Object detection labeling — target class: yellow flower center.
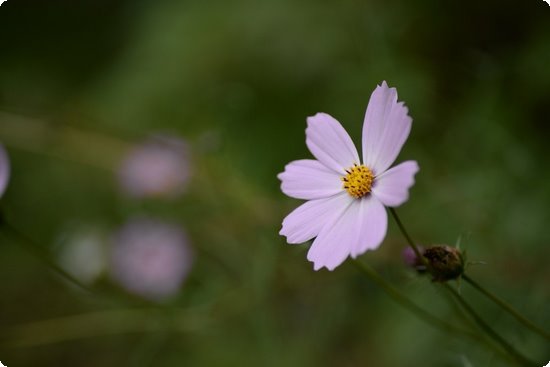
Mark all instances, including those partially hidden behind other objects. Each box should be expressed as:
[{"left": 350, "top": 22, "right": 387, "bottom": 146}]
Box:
[{"left": 342, "top": 164, "right": 374, "bottom": 198}]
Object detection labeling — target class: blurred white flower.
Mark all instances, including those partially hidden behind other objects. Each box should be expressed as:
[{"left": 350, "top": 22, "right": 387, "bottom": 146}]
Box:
[
  {"left": 57, "top": 227, "right": 107, "bottom": 285},
  {"left": 0, "top": 144, "right": 10, "bottom": 198},
  {"left": 110, "top": 217, "right": 193, "bottom": 301},
  {"left": 117, "top": 135, "right": 191, "bottom": 199}
]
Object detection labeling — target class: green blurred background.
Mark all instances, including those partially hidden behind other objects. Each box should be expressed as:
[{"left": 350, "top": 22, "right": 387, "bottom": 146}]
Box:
[{"left": 0, "top": 0, "right": 549, "bottom": 366}]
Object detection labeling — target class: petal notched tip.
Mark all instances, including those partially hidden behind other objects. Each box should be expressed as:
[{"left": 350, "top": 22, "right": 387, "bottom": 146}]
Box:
[
  {"left": 310, "top": 258, "right": 336, "bottom": 272},
  {"left": 376, "top": 80, "right": 396, "bottom": 95},
  {"left": 410, "top": 161, "right": 420, "bottom": 174},
  {"left": 312, "top": 261, "right": 323, "bottom": 271},
  {"left": 306, "top": 112, "right": 329, "bottom": 126},
  {"left": 279, "top": 219, "right": 304, "bottom": 244}
]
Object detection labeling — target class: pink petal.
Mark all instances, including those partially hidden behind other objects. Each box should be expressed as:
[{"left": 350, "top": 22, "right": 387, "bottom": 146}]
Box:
[
  {"left": 371, "top": 160, "right": 419, "bottom": 207},
  {"left": 350, "top": 196, "right": 388, "bottom": 258},
  {"left": 280, "top": 192, "right": 353, "bottom": 244},
  {"left": 306, "top": 195, "right": 386, "bottom": 270},
  {"left": 277, "top": 159, "right": 343, "bottom": 200},
  {"left": 306, "top": 113, "right": 360, "bottom": 175},
  {"left": 362, "top": 81, "right": 412, "bottom": 175},
  {"left": 306, "top": 198, "right": 359, "bottom": 271}
]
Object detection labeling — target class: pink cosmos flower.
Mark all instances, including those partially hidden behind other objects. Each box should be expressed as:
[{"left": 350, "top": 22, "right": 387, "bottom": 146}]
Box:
[
  {"left": 110, "top": 217, "right": 193, "bottom": 300},
  {"left": 278, "top": 82, "right": 419, "bottom": 271},
  {"left": 0, "top": 144, "right": 10, "bottom": 198},
  {"left": 117, "top": 135, "right": 191, "bottom": 199}
]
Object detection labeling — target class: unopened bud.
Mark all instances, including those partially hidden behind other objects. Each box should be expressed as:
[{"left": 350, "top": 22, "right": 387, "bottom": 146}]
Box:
[
  {"left": 423, "top": 245, "right": 464, "bottom": 282},
  {"left": 402, "top": 246, "right": 426, "bottom": 273}
]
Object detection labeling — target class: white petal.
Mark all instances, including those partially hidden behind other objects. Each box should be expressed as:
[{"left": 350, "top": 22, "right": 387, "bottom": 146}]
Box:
[
  {"left": 362, "top": 81, "right": 412, "bottom": 175},
  {"left": 280, "top": 192, "right": 353, "bottom": 244},
  {"left": 306, "top": 113, "right": 360, "bottom": 175},
  {"left": 277, "top": 159, "right": 343, "bottom": 200},
  {"left": 372, "top": 161, "right": 419, "bottom": 207},
  {"left": 350, "top": 196, "right": 388, "bottom": 258}
]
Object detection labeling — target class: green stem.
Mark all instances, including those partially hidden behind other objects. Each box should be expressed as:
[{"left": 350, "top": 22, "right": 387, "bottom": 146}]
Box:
[
  {"left": 462, "top": 274, "right": 550, "bottom": 341},
  {"left": 443, "top": 283, "right": 538, "bottom": 367},
  {"left": 0, "top": 111, "right": 131, "bottom": 172},
  {"left": 434, "top": 284, "right": 515, "bottom": 365},
  {"left": 389, "top": 208, "right": 424, "bottom": 260},
  {"left": 0, "top": 214, "right": 93, "bottom": 294},
  {"left": 436, "top": 283, "right": 478, "bottom": 330},
  {"left": 354, "top": 260, "right": 519, "bottom": 365},
  {"left": 2, "top": 308, "right": 209, "bottom": 348},
  {"left": 352, "top": 260, "right": 473, "bottom": 338}
]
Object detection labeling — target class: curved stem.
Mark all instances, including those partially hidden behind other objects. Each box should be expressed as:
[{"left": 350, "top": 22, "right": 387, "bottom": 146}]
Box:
[
  {"left": 389, "top": 208, "right": 423, "bottom": 260},
  {"left": 443, "top": 283, "right": 538, "bottom": 367},
  {"left": 0, "top": 111, "right": 131, "bottom": 172},
  {"left": 353, "top": 260, "right": 473, "bottom": 337},
  {"left": 462, "top": 274, "right": 550, "bottom": 341},
  {"left": 2, "top": 308, "right": 209, "bottom": 348},
  {"left": 434, "top": 284, "right": 515, "bottom": 364},
  {"left": 353, "top": 260, "right": 515, "bottom": 364},
  {"left": 0, "top": 212, "right": 93, "bottom": 293}
]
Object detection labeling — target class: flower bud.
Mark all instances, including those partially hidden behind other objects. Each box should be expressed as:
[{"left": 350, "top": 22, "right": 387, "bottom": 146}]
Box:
[
  {"left": 423, "top": 245, "right": 464, "bottom": 282},
  {"left": 402, "top": 246, "right": 426, "bottom": 273}
]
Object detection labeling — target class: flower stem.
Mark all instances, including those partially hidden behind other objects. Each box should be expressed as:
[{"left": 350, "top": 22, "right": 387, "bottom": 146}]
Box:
[
  {"left": 0, "top": 111, "right": 131, "bottom": 172},
  {"left": 3, "top": 308, "right": 209, "bottom": 348},
  {"left": 388, "top": 208, "right": 423, "bottom": 260},
  {"left": 352, "top": 260, "right": 473, "bottom": 337},
  {"left": 0, "top": 211, "right": 93, "bottom": 294},
  {"left": 442, "top": 283, "right": 539, "bottom": 367},
  {"left": 435, "top": 284, "right": 516, "bottom": 364},
  {"left": 462, "top": 274, "right": 550, "bottom": 341},
  {"left": 353, "top": 260, "right": 515, "bottom": 364}
]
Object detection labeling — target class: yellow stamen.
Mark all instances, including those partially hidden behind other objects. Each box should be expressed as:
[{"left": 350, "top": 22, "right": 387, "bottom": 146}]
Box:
[{"left": 342, "top": 164, "right": 374, "bottom": 198}]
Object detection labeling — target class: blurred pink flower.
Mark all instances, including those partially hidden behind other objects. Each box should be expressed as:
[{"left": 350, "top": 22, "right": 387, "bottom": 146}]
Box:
[
  {"left": 110, "top": 217, "right": 193, "bottom": 300},
  {"left": 118, "top": 135, "right": 191, "bottom": 198},
  {"left": 278, "top": 82, "right": 419, "bottom": 271},
  {"left": 0, "top": 144, "right": 10, "bottom": 198}
]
